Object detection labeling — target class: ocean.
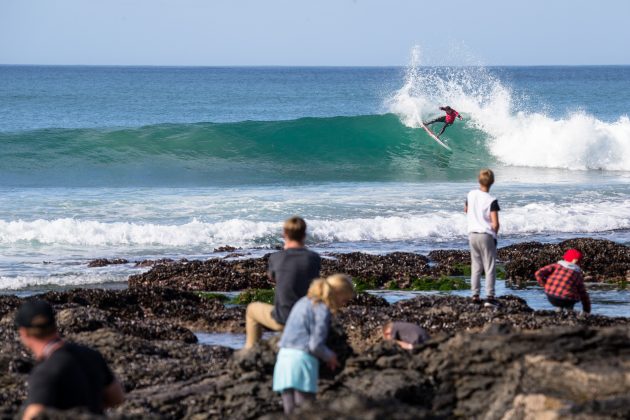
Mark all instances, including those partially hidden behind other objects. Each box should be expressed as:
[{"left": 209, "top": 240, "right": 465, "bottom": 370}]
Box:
[{"left": 0, "top": 60, "right": 629, "bottom": 314}]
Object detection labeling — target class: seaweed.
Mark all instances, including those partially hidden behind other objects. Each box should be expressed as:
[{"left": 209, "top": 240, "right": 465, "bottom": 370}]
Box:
[{"left": 231, "top": 289, "right": 275, "bottom": 305}]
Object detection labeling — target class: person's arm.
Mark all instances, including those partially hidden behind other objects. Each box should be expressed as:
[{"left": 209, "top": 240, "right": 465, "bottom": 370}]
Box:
[
  {"left": 535, "top": 264, "right": 554, "bottom": 286},
  {"left": 22, "top": 368, "right": 55, "bottom": 420},
  {"left": 267, "top": 257, "right": 276, "bottom": 283},
  {"left": 490, "top": 200, "right": 500, "bottom": 234},
  {"left": 395, "top": 340, "right": 414, "bottom": 350},
  {"left": 103, "top": 379, "right": 125, "bottom": 408},
  {"left": 490, "top": 211, "right": 500, "bottom": 234},
  {"left": 22, "top": 404, "right": 45, "bottom": 420},
  {"left": 576, "top": 275, "right": 591, "bottom": 314},
  {"left": 308, "top": 304, "right": 336, "bottom": 366}
]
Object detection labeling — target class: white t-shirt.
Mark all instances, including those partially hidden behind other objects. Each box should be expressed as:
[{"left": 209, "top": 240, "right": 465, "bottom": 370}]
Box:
[{"left": 466, "top": 189, "right": 500, "bottom": 238}]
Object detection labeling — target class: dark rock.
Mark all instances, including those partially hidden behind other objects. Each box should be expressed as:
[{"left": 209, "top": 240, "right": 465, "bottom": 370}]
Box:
[
  {"left": 501, "top": 238, "right": 630, "bottom": 282},
  {"left": 427, "top": 249, "right": 471, "bottom": 276},
  {"left": 129, "top": 257, "right": 272, "bottom": 291},
  {"left": 2, "top": 290, "right": 630, "bottom": 418},
  {"left": 348, "top": 292, "right": 389, "bottom": 307},
  {"left": 127, "top": 239, "right": 628, "bottom": 294},
  {"left": 323, "top": 252, "right": 432, "bottom": 288},
  {"left": 214, "top": 245, "right": 239, "bottom": 253},
  {"left": 134, "top": 258, "right": 175, "bottom": 268},
  {"left": 87, "top": 258, "right": 128, "bottom": 268}
]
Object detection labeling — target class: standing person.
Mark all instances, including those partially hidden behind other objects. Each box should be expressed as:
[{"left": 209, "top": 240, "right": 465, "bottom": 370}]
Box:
[
  {"left": 535, "top": 249, "right": 591, "bottom": 313},
  {"left": 14, "top": 300, "right": 124, "bottom": 420},
  {"left": 423, "top": 106, "right": 463, "bottom": 138},
  {"left": 243, "top": 216, "right": 321, "bottom": 350},
  {"left": 465, "top": 168, "right": 501, "bottom": 307},
  {"left": 272, "top": 274, "right": 355, "bottom": 415}
]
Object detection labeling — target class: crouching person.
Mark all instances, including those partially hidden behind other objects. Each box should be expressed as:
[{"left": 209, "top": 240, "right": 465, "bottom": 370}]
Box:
[
  {"left": 535, "top": 249, "right": 591, "bottom": 314},
  {"left": 382, "top": 321, "right": 430, "bottom": 350},
  {"left": 15, "top": 300, "right": 124, "bottom": 420},
  {"left": 273, "top": 274, "right": 355, "bottom": 415}
]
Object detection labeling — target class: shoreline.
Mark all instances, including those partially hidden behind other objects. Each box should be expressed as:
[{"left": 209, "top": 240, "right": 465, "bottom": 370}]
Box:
[
  {"left": 1, "top": 287, "right": 630, "bottom": 418},
  {"left": 0, "top": 237, "right": 627, "bottom": 417}
]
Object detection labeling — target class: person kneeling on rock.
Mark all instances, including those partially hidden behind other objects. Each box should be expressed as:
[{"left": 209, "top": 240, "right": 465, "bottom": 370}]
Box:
[
  {"left": 535, "top": 249, "right": 591, "bottom": 314},
  {"left": 273, "top": 274, "right": 355, "bottom": 415},
  {"left": 15, "top": 300, "right": 125, "bottom": 420},
  {"left": 382, "top": 321, "right": 430, "bottom": 350}
]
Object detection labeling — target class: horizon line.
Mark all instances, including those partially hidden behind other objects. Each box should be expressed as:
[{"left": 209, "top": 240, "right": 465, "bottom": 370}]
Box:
[{"left": 1, "top": 63, "right": 630, "bottom": 68}]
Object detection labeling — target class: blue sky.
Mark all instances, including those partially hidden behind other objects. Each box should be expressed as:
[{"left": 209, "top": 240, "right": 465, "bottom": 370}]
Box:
[{"left": 1, "top": 0, "right": 629, "bottom": 66}]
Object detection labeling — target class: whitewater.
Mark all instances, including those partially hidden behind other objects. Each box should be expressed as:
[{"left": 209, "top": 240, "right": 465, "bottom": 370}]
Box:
[
  {"left": 0, "top": 57, "right": 629, "bottom": 290},
  {"left": 389, "top": 47, "right": 630, "bottom": 171}
]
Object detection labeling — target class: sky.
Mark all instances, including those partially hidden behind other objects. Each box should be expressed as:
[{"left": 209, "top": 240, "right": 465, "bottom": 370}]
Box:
[{"left": 1, "top": 0, "right": 629, "bottom": 66}]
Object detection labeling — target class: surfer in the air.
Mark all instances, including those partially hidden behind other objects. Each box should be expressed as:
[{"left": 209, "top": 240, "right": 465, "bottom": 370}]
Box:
[{"left": 424, "top": 106, "right": 463, "bottom": 138}]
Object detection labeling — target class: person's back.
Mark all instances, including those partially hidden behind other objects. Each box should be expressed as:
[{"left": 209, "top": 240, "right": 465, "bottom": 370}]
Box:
[
  {"left": 27, "top": 343, "right": 114, "bottom": 414},
  {"left": 273, "top": 275, "right": 355, "bottom": 415},
  {"left": 269, "top": 248, "right": 321, "bottom": 325},
  {"left": 243, "top": 216, "right": 321, "bottom": 350},
  {"left": 465, "top": 169, "right": 500, "bottom": 306},
  {"left": 382, "top": 321, "right": 430, "bottom": 349},
  {"left": 15, "top": 299, "right": 124, "bottom": 420},
  {"left": 466, "top": 189, "right": 499, "bottom": 238},
  {"left": 444, "top": 107, "right": 460, "bottom": 124}
]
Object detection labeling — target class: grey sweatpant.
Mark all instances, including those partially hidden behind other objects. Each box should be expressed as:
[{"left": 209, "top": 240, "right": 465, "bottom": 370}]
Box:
[{"left": 469, "top": 233, "right": 497, "bottom": 297}]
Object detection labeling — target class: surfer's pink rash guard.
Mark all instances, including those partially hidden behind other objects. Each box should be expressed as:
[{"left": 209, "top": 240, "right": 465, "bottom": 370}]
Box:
[{"left": 445, "top": 109, "right": 459, "bottom": 124}]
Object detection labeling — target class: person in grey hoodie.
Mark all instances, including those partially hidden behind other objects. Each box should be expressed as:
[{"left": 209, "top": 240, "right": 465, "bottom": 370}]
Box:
[{"left": 272, "top": 274, "right": 355, "bottom": 415}]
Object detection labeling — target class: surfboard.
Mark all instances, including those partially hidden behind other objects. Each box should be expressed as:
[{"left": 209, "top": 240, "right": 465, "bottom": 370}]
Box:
[{"left": 421, "top": 124, "right": 452, "bottom": 151}]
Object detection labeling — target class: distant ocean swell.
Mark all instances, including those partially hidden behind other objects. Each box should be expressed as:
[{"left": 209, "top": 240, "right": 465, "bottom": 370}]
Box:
[{"left": 1, "top": 199, "right": 627, "bottom": 248}]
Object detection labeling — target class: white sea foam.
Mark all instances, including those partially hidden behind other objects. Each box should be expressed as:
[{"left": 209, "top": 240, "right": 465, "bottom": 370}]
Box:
[
  {"left": 0, "top": 218, "right": 279, "bottom": 247},
  {"left": 0, "top": 200, "right": 627, "bottom": 248},
  {"left": 0, "top": 274, "right": 127, "bottom": 290},
  {"left": 389, "top": 46, "right": 630, "bottom": 171}
]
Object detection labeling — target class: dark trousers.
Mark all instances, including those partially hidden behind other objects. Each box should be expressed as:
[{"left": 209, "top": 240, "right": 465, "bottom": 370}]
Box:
[{"left": 546, "top": 294, "right": 577, "bottom": 310}]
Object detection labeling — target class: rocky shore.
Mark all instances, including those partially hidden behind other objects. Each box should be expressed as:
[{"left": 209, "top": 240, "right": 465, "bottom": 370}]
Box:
[
  {"left": 0, "top": 238, "right": 628, "bottom": 418},
  {"left": 128, "top": 238, "right": 629, "bottom": 291}
]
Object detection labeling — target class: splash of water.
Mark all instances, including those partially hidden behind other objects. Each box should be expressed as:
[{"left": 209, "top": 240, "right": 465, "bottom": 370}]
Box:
[{"left": 389, "top": 46, "right": 630, "bottom": 171}]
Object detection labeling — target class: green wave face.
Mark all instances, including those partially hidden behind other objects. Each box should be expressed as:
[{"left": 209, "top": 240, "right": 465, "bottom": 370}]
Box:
[{"left": 0, "top": 115, "right": 492, "bottom": 186}]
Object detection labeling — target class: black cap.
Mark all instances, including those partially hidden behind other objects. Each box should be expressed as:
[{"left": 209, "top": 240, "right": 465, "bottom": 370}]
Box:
[{"left": 14, "top": 299, "right": 56, "bottom": 329}]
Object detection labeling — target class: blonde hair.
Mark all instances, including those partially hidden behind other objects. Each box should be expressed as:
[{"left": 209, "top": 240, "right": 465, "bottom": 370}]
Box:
[
  {"left": 307, "top": 274, "right": 355, "bottom": 313},
  {"left": 478, "top": 168, "right": 495, "bottom": 188},
  {"left": 283, "top": 216, "right": 307, "bottom": 242}
]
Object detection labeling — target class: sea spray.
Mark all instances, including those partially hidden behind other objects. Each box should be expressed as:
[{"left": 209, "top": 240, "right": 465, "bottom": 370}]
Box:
[{"left": 389, "top": 46, "right": 630, "bottom": 171}]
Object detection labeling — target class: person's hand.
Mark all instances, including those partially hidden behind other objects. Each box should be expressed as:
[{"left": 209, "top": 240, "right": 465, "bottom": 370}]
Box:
[
  {"left": 327, "top": 353, "right": 339, "bottom": 371},
  {"left": 397, "top": 341, "right": 414, "bottom": 350}
]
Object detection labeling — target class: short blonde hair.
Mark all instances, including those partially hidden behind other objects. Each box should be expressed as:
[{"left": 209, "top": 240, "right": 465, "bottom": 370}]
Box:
[
  {"left": 307, "top": 274, "right": 355, "bottom": 313},
  {"left": 283, "top": 216, "right": 307, "bottom": 242},
  {"left": 478, "top": 169, "right": 495, "bottom": 187}
]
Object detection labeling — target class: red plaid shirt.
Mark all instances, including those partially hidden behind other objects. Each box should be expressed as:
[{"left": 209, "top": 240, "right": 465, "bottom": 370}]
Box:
[{"left": 535, "top": 262, "right": 590, "bottom": 308}]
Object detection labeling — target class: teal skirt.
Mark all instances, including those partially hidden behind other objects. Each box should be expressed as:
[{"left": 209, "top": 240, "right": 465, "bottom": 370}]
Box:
[{"left": 272, "top": 348, "right": 319, "bottom": 393}]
